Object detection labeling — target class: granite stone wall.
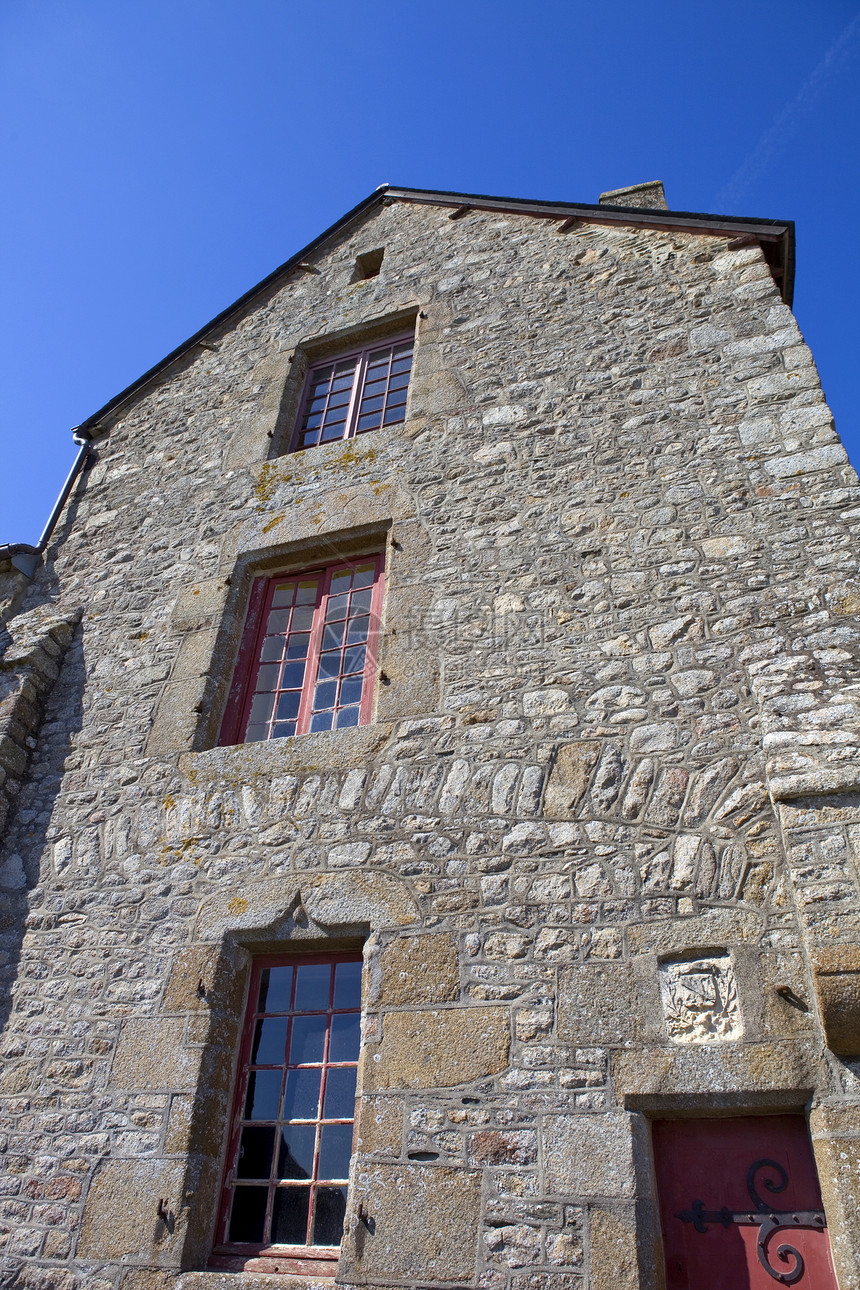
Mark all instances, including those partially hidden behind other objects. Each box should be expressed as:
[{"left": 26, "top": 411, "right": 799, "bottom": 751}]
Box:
[{"left": 1, "top": 193, "right": 859, "bottom": 1289}]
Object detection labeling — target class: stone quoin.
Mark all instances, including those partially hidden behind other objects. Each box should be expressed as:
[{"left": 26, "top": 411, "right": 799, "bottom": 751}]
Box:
[{"left": 0, "top": 181, "right": 858, "bottom": 1289}]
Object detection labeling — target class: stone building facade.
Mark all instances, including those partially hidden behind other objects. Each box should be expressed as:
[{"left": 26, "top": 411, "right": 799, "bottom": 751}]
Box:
[{"left": 1, "top": 180, "right": 859, "bottom": 1290}]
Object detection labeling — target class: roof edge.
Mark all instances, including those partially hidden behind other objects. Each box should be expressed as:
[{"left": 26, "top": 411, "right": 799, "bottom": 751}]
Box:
[
  {"left": 78, "top": 186, "right": 390, "bottom": 435},
  {"left": 77, "top": 183, "right": 795, "bottom": 435}
]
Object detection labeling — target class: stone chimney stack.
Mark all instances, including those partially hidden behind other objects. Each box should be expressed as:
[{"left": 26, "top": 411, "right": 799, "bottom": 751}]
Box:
[{"left": 599, "top": 179, "right": 668, "bottom": 209}]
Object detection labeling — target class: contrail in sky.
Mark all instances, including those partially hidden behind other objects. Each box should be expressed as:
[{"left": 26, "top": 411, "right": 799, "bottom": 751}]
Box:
[{"left": 716, "top": 10, "right": 860, "bottom": 210}]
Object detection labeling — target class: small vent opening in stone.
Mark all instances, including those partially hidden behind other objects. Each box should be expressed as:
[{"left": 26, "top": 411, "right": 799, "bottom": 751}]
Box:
[{"left": 352, "top": 248, "right": 384, "bottom": 281}]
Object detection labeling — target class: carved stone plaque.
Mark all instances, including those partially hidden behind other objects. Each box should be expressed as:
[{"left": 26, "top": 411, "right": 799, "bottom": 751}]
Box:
[{"left": 658, "top": 954, "right": 742, "bottom": 1044}]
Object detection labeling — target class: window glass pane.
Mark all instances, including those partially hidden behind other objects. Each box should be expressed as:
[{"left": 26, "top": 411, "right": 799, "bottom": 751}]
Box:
[
  {"left": 351, "top": 588, "right": 373, "bottom": 614},
  {"left": 313, "top": 1187, "right": 348, "bottom": 1246},
  {"left": 289, "top": 1015, "right": 327, "bottom": 1064},
  {"left": 384, "top": 405, "right": 407, "bottom": 424},
  {"left": 296, "top": 580, "right": 319, "bottom": 604},
  {"left": 318, "top": 1124, "right": 353, "bottom": 1181},
  {"left": 325, "top": 593, "right": 350, "bottom": 621},
  {"left": 283, "top": 1068, "right": 321, "bottom": 1122},
  {"left": 302, "top": 431, "right": 320, "bottom": 447},
  {"left": 271, "top": 584, "right": 296, "bottom": 608},
  {"left": 260, "top": 636, "right": 284, "bottom": 663},
  {"left": 244, "top": 1069, "right": 282, "bottom": 1120},
  {"left": 321, "top": 423, "right": 346, "bottom": 443},
  {"left": 323, "top": 1067, "right": 357, "bottom": 1120},
  {"left": 359, "top": 395, "right": 385, "bottom": 415},
  {"left": 229, "top": 1186, "right": 268, "bottom": 1243},
  {"left": 237, "top": 1126, "right": 276, "bottom": 1179},
  {"left": 329, "top": 1013, "right": 361, "bottom": 1062},
  {"left": 339, "top": 677, "right": 364, "bottom": 707},
  {"left": 333, "top": 960, "right": 362, "bottom": 1010},
  {"left": 313, "top": 680, "right": 338, "bottom": 712},
  {"left": 271, "top": 720, "right": 296, "bottom": 739},
  {"left": 291, "top": 605, "right": 315, "bottom": 631},
  {"left": 276, "top": 691, "right": 301, "bottom": 721},
  {"left": 286, "top": 633, "right": 310, "bottom": 659},
  {"left": 310, "top": 711, "right": 334, "bottom": 733},
  {"left": 252, "top": 1017, "right": 289, "bottom": 1065},
  {"left": 294, "top": 963, "right": 331, "bottom": 1011},
  {"left": 277, "top": 1125, "right": 317, "bottom": 1179},
  {"left": 245, "top": 723, "right": 268, "bottom": 743},
  {"left": 352, "top": 564, "right": 375, "bottom": 589},
  {"left": 267, "top": 608, "right": 291, "bottom": 634},
  {"left": 248, "top": 694, "right": 274, "bottom": 725},
  {"left": 346, "top": 617, "right": 370, "bottom": 645},
  {"left": 317, "top": 651, "right": 341, "bottom": 679},
  {"left": 330, "top": 570, "right": 352, "bottom": 594},
  {"left": 335, "top": 706, "right": 360, "bottom": 729},
  {"left": 259, "top": 966, "right": 293, "bottom": 1012},
  {"left": 342, "top": 645, "right": 366, "bottom": 674},
  {"left": 271, "top": 1186, "right": 310, "bottom": 1245},
  {"left": 304, "top": 413, "right": 323, "bottom": 430},
  {"left": 357, "top": 413, "right": 382, "bottom": 432},
  {"left": 255, "top": 663, "right": 281, "bottom": 693},
  {"left": 322, "top": 622, "right": 346, "bottom": 651},
  {"left": 280, "top": 661, "right": 305, "bottom": 689}
]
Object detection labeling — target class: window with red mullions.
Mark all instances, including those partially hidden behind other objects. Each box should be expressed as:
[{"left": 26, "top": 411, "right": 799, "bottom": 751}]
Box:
[
  {"left": 292, "top": 335, "right": 413, "bottom": 451},
  {"left": 212, "top": 954, "right": 362, "bottom": 1269},
  {"left": 221, "top": 556, "right": 384, "bottom": 745}
]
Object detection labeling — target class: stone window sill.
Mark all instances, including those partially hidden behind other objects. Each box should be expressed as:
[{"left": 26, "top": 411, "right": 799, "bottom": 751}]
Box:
[
  {"left": 180, "top": 721, "right": 394, "bottom": 782},
  {"left": 177, "top": 1275, "right": 335, "bottom": 1289}
]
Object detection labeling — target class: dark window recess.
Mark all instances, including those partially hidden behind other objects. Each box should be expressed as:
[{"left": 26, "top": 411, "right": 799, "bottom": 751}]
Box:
[
  {"left": 352, "top": 248, "right": 384, "bottom": 281},
  {"left": 211, "top": 954, "right": 362, "bottom": 1272}
]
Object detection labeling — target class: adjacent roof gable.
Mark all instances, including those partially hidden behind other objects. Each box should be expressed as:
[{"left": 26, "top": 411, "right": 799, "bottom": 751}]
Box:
[{"left": 76, "top": 184, "right": 795, "bottom": 438}]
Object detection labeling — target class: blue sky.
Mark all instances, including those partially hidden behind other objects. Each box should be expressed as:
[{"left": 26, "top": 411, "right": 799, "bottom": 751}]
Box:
[{"left": 2, "top": 0, "right": 858, "bottom": 545}]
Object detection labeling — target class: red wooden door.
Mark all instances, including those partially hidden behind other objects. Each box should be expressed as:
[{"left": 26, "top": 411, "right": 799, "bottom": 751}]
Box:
[{"left": 652, "top": 1116, "right": 837, "bottom": 1289}]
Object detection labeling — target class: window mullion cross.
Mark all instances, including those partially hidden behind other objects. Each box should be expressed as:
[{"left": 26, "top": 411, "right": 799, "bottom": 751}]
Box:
[
  {"left": 296, "top": 571, "right": 330, "bottom": 736},
  {"left": 345, "top": 350, "right": 370, "bottom": 441}
]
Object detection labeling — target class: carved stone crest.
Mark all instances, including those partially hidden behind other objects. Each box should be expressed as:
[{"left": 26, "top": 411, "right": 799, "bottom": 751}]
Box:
[{"left": 658, "top": 954, "right": 742, "bottom": 1044}]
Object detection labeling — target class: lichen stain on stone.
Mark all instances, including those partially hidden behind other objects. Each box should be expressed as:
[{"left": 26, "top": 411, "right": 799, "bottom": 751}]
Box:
[{"left": 227, "top": 896, "right": 248, "bottom": 915}]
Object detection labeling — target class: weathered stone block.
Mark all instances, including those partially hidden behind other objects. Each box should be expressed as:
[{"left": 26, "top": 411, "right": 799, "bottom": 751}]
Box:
[
  {"left": 365, "top": 1006, "right": 509, "bottom": 1089},
  {"left": 811, "top": 944, "right": 860, "bottom": 1055},
  {"left": 558, "top": 964, "right": 638, "bottom": 1045},
  {"left": 544, "top": 743, "right": 600, "bottom": 818},
  {"left": 378, "top": 931, "right": 460, "bottom": 1005},
  {"left": 77, "top": 1158, "right": 186, "bottom": 1260},
  {"left": 354, "top": 1095, "right": 403, "bottom": 1156},
  {"left": 544, "top": 1112, "right": 635, "bottom": 1198},
  {"left": 589, "top": 1208, "right": 639, "bottom": 1290},
  {"left": 111, "top": 1018, "right": 200, "bottom": 1091},
  {"left": 341, "top": 1163, "right": 481, "bottom": 1283}
]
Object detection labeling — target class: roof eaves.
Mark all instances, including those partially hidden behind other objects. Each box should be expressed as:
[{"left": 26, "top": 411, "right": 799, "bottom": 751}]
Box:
[{"left": 387, "top": 187, "right": 795, "bottom": 305}]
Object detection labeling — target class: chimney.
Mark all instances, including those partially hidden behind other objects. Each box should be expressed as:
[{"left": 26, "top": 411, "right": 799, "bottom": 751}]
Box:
[{"left": 598, "top": 180, "right": 668, "bottom": 211}]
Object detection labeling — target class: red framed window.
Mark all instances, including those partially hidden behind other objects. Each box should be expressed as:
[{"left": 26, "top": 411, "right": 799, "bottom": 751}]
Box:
[
  {"left": 212, "top": 954, "right": 362, "bottom": 1272},
  {"left": 220, "top": 555, "right": 384, "bottom": 745},
  {"left": 292, "top": 335, "right": 414, "bottom": 451}
]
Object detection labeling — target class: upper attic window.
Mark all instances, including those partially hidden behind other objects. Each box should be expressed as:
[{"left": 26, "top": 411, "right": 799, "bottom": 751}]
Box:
[
  {"left": 351, "top": 248, "right": 384, "bottom": 281},
  {"left": 291, "top": 336, "right": 413, "bottom": 452}
]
